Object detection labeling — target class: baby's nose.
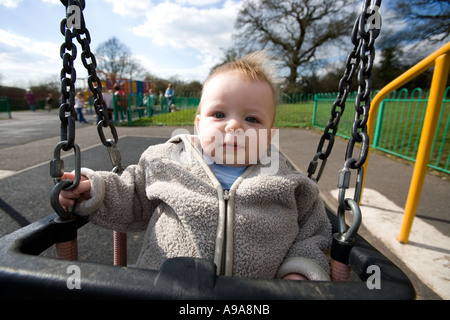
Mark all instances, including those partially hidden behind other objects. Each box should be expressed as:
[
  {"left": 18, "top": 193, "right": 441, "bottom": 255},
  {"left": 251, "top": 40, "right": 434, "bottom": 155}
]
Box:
[{"left": 225, "top": 119, "right": 244, "bottom": 134}]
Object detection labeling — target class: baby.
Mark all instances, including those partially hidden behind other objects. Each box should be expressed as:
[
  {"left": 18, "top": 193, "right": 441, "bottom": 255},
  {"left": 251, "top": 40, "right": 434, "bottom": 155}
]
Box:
[{"left": 59, "top": 51, "right": 332, "bottom": 281}]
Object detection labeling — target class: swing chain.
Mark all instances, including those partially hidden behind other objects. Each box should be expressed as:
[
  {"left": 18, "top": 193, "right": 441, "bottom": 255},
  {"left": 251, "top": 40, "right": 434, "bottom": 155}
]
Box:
[
  {"left": 307, "top": 0, "right": 382, "bottom": 181},
  {"left": 49, "top": 0, "right": 84, "bottom": 219},
  {"left": 335, "top": 0, "right": 381, "bottom": 244},
  {"left": 50, "top": 0, "right": 123, "bottom": 219},
  {"left": 346, "top": 0, "right": 381, "bottom": 170},
  {"left": 70, "top": 1, "right": 124, "bottom": 173},
  {"left": 60, "top": 0, "right": 123, "bottom": 158},
  {"left": 308, "top": 0, "right": 382, "bottom": 250}
]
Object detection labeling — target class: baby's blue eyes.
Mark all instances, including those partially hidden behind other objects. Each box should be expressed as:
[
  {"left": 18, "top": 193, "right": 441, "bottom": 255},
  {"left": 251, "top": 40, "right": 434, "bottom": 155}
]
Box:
[{"left": 212, "top": 113, "right": 258, "bottom": 123}]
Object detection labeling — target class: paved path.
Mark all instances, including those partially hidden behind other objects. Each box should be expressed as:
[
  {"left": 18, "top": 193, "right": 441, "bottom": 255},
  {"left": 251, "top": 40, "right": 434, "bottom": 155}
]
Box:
[
  {"left": 1, "top": 111, "right": 449, "bottom": 299},
  {"left": 278, "top": 128, "right": 449, "bottom": 300}
]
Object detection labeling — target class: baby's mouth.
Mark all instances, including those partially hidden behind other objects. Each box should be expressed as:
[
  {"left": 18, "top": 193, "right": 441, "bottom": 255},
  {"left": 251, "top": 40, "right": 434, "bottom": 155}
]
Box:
[{"left": 223, "top": 142, "right": 243, "bottom": 151}]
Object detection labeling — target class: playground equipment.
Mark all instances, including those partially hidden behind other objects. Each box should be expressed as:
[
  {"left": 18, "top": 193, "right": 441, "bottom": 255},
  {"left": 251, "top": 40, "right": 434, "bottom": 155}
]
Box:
[
  {"left": 0, "top": 0, "right": 415, "bottom": 299},
  {"left": 365, "top": 42, "right": 450, "bottom": 243}
]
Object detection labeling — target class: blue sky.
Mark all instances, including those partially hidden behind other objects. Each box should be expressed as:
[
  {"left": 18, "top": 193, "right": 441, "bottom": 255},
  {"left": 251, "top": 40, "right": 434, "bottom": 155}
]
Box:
[{"left": 0, "top": 0, "right": 242, "bottom": 88}]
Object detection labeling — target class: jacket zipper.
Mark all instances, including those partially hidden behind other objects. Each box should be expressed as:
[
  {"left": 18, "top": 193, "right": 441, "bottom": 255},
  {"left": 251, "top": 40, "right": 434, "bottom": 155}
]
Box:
[{"left": 220, "top": 189, "right": 230, "bottom": 275}]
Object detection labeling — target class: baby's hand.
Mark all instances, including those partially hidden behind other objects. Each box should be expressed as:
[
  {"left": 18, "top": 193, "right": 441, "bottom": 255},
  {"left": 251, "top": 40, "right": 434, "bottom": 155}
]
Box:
[
  {"left": 58, "top": 172, "right": 91, "bottom": 210},
  {"left": 282, "top": 273, "right": 308, "bottom": 281}
]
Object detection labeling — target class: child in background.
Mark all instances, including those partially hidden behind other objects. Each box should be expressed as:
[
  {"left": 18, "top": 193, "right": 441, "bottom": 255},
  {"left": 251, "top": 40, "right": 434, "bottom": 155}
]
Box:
[
  {"left": 75, "top": 92, "right": 87, "bottom": 123},
  {"left": 59, "top": 51, "right": 332, "bottom": 281}
]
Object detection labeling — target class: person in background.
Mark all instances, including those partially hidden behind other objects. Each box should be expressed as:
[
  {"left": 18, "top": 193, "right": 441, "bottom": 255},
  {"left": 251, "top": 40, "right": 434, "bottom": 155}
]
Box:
[
  {"left": 45, "top": 93, "right": 54, "bottom": 113},
  {"left": 164, "top": 83, "right": 174, "bottom": 112},
  {"left": 24, "top": 89, "right": 36, "bottom": 112},
  {"left": 143, "top": 89, "right": 156, "bottom": 116},
  {"left": 75, "top": 92, "right": 88, "bottom": 123},
  {"left": 170, "top": 104, "right": 179, "bottom": 112},
  {"left": 102, "top": 87, "right": 114, "bottom": 122},
  {"left": 114, "top": 84, "right": 127, "bottom": 121},
  {"left": 158, "top": 90, "right": 164, "bottom": 112}
]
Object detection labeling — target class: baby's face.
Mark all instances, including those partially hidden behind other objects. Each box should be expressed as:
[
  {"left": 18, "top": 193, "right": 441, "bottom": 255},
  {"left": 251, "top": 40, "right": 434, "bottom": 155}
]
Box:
[{"left": 195, "top": 72, "right": 275, "bottom": 166}]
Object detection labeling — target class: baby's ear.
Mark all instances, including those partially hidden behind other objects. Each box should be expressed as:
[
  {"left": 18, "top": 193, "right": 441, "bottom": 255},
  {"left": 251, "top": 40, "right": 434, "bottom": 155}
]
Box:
[{"left": 194, "top": 115, "right": 200, "bottom": 134}]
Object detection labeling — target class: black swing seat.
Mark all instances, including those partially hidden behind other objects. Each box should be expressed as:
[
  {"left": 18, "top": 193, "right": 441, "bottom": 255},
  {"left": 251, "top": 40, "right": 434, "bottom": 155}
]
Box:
[{"left": 0, "top": 207, "right": 415, "bottom": 300}]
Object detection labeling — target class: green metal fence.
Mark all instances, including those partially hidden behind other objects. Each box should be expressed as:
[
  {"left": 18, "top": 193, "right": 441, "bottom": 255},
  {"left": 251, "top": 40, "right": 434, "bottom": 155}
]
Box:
[
  {"left": 313, "top": 87, "right": 450, "bottom": 174},
  {"left": 0, "top": 97, "right": 11, "bottom": 120},
  {"left": 372, "top": 87, "right": 449, "bottom": 174}
]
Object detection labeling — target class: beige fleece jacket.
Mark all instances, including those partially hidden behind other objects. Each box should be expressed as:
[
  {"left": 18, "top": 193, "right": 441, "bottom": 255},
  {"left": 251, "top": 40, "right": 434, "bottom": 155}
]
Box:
[{"left": 75, "top": 134, "right": 332, "bottom": 280}]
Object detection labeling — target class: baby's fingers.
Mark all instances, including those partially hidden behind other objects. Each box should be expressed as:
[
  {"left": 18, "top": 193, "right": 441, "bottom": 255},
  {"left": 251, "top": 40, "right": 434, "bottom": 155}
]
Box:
[
  {"left": 59, "top": 192, "right": 76, "bottom": 209},
  {"left": 73, "top": 179, "right": 91, "bottom": 196},
  {"left": 60, "top": 172, "right": 76, "bottom": 181}
]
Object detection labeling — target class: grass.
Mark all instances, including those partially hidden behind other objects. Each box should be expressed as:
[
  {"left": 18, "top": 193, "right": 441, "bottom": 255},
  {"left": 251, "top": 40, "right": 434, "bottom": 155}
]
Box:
[
  {"left": 274, "top": 103, "right": 314, "bottom": 128},
  {"left": 132, "top": 108, "right": 198, "bottom": 126},
  {"left": 129, "top": 102, "right": 317, "bottom": 128}
]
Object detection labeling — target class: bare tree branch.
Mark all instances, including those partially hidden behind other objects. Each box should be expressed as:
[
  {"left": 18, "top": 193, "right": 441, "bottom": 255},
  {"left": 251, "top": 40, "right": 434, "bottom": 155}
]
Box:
[
  {"left": 95, "top": 37, "right": 147, "bottom": 82},
  {"left": 233, "top": 0, "right": 358, "bottom": 93}
]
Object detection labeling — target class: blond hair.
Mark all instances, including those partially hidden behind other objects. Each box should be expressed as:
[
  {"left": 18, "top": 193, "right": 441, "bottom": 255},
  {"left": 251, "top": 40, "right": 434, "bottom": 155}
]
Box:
[{"left": 198, "top": 50, "right": 280, "bottom": 114}]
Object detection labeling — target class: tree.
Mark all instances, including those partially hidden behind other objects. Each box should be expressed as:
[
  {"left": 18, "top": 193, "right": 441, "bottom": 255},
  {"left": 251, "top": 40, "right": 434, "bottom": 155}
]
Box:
[
  {"left": 371, "top": 42, "right": 406, "bottom": 90},
  {"left": 233, "top": 0, "right": 359, "bottom": 93},
  {"left": 388, "top": 0, "right": 450, "bottom": 43},
  {"left": 95, "top": 37, "right": 146, "bottom": 83},
  {"left": 209, "top": 48, "right": 241, "bottom": 75},
  {"left": 123, "top": 55, "right": 147, "bottom": 81}
]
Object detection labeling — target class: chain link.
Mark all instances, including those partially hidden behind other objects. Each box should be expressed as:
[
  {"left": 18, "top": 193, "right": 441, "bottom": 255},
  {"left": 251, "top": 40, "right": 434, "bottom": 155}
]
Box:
[{"left": 50, "top": 0, "right": 123, "bottom": 219}]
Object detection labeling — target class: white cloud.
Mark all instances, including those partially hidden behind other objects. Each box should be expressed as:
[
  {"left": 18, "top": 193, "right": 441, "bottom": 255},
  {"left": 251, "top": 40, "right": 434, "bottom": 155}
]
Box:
[
  {"left": 0, "top": 29, "right": 62, "bottom": 87},
  {"left": 41, "top": 0, "right": 61, "bottom": 5},
  {"left": 131, "top": 0, "right": 241, "bottom": 81},
  {"left": 103, "top": 0, "right": 223, "bottom": 17},
  {"left": 0, "top": 30, "right": 59, "bottom": 60},
  {"left": 134, "top": 1, "right": 239, "bottom": 52},
  {"left": 137, "top": 53, "right": 211, "bottom": 82},
  {"left": 175, "top": 0, "right": 222, "bottom": 6},
  {"left": 0, "top": 0, "right": 22, "bottom": 8},
  {"left": 103, "top": 0, "right": 154, "bottom": 17}
]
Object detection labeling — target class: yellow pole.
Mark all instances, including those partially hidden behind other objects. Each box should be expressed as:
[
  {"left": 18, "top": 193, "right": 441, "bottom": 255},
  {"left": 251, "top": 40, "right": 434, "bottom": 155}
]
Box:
[{"left": 398, "top": 53, "right": 450, "bottom": 243}]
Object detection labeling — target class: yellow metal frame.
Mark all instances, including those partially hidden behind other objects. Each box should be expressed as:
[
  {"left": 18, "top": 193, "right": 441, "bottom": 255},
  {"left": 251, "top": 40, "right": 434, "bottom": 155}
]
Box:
[{"left": 364, "top": 42, "right": 450, "bottom": 244}]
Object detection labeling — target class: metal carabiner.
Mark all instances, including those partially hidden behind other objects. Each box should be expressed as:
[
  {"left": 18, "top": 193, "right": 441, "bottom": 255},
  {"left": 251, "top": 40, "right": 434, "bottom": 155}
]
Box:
[
  {"left": 49, "top": 141, "right": 81, "bottom": 221},
  {"left": 106, "top": 139, "right": 123, "bottom": 174},
  {"left": 50, "top": 179, "right": 76, "bottom": 221},
  {"left": 336, "top": 198, "right": 362, "bottom": 243},
  {"left": 50, "top": 141, "right": 81, "bottom": 189},
  {"left": 337, "top": 158, "right": 364, "bottom": 210},
  {"left": 331, "top": 198, "right": 362, "bottom": 272},
  {"left": 307, "top": 151, "right": 327, "bottom": 182}
]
